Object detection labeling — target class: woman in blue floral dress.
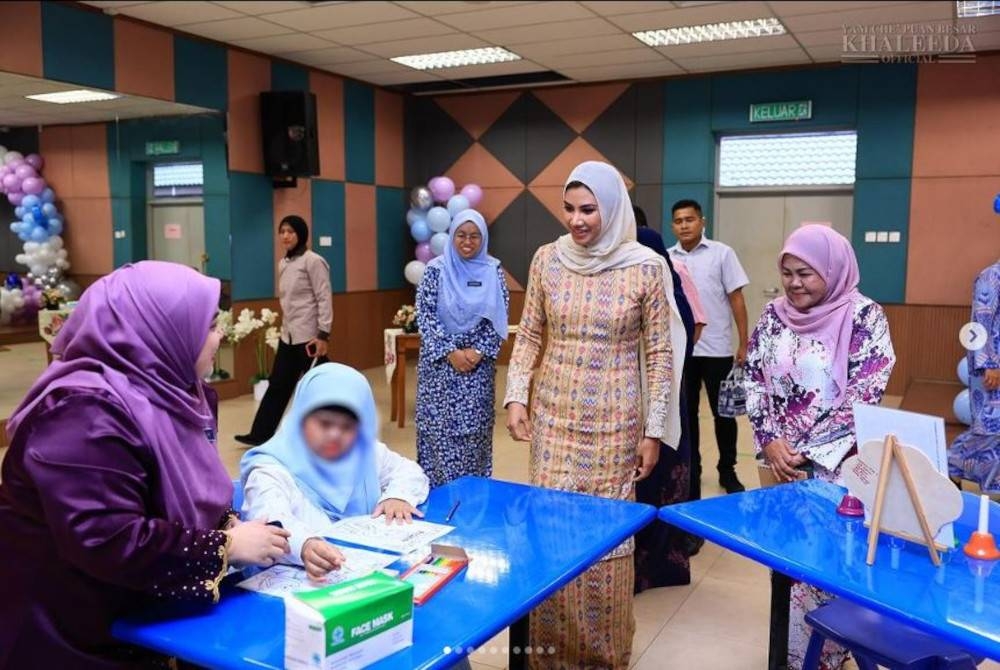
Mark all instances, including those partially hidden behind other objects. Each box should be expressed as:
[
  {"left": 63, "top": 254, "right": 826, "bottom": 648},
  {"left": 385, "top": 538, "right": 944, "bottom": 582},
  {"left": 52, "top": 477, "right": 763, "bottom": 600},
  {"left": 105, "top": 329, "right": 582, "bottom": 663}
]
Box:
[
  {"left": 949, "top": 260, "right": 1000, "bottom": 490},
  {"left": 415, "top": 210, "right": 509, "bottom": 488},
  {"left": 745, "top": 225, "right": 895, "bottom": 670}
]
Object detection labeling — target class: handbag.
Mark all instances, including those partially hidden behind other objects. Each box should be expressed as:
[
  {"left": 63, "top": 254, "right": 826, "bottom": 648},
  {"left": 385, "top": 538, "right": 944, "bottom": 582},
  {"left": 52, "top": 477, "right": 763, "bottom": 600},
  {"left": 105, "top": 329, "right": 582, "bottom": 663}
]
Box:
[{"left": 717, "top": 365, "right": 747, "bottom": 418}]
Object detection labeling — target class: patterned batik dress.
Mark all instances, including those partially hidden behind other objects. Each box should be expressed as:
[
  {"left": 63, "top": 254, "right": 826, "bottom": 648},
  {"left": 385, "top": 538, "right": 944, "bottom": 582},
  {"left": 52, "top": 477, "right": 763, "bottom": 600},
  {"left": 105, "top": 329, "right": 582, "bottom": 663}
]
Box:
[
  {"left": 745, "top": 296, "right": 895, "bottom": 670},
  {"left": 949, "top": 261, "right": 1000, "bottom": 490},
  {"left": 415, "top": 263, "right": 509, "bottom": 489},
  {"left": 504, "top": 244, "right": 673, "bottom": 670}
]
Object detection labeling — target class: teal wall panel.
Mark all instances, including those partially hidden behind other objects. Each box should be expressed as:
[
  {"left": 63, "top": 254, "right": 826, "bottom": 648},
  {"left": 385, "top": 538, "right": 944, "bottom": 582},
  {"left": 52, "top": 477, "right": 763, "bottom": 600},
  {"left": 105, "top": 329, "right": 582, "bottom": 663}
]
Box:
[
  {"left": 853, "top": 178, "right": 911, "bottom": 303},
  {"left": 174, "top": 36, "right": 227, "bottom": 110},
  {"left": 663, "top": 78, "right": 713, "bottom": 185},
  {"left": 230, "top": 172, "right": 275, "bottom": 300},
  {"left": 344, "top": 81, "right": 375, "bottom": 184},
  {"left": 271, "top": 61, "right": 309, "bottom": 92},
  {"left": 376, "top": 186, "right": 407, "bottom": 290},
  {"left": 311, "top": 179, "right": 346, "bottom": 293},
  {"left": 855, "top": 64, "right": 917, "bottom": 180},
  {"left": 41, "top": 3, "right": 114, "bottom": 91}
]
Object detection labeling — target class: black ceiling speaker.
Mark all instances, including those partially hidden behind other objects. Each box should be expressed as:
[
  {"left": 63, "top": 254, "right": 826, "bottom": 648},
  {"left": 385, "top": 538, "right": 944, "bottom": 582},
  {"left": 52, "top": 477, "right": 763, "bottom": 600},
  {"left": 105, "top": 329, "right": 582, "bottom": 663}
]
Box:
[{"left": 260, "top": 90, "right": 320, "bottom": 182}]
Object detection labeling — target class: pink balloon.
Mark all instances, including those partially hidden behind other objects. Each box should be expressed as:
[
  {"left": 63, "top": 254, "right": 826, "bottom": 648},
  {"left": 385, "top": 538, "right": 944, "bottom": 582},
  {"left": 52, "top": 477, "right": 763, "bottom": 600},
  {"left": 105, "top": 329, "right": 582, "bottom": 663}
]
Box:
[
  {"left": 428, "top": 176, "right": 455, "bottom": 204},
  {"left": 21, "top": 177, "right": 45, "bottom": 195},
  {"left": 24, "top": 154, "right": 44, "bottom": 171},
  {"left": 14, "top": 164, "right": 36, "bottom": 180},
  {"left": 2, "top": 173, "right": 21, "bottom": 191},
  {"left": 460, "top": 183, "right": 483, "bottom": 208},
  {"left": 8, "top": 192, "right": 24, "bottom": 206},
  {"left": 415, "top": 242, "right": 433, "bottom": 264}
]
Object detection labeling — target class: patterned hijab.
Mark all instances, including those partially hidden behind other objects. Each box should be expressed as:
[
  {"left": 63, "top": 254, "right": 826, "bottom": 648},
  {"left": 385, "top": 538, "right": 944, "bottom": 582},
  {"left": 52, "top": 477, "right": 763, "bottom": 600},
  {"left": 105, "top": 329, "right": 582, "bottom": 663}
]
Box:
[
  {"left": 427, "top": 209, "right": 507, "bottom": 338},
  {"left": 773, "top": 224, "right": 861, "bottom": 403},
  {"left": 240, "top": 363, "right": 381, "bottom": 520}
]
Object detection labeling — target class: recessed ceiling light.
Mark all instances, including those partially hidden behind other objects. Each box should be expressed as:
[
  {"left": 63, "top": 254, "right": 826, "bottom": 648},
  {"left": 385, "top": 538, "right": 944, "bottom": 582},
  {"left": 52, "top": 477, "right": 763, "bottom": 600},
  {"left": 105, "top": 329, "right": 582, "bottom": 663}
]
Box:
[
  {"left": 391, "top": 47, "right": 521, "bottom": 71},
  {"left": 957, "top": 0, "right": 1000, "bottom": 17},
  {"left": 633, "top": 17, "right": 786, "bottom": 47},
  {"left": 26, "top": 89, "right": 121, "bottom": 104}
]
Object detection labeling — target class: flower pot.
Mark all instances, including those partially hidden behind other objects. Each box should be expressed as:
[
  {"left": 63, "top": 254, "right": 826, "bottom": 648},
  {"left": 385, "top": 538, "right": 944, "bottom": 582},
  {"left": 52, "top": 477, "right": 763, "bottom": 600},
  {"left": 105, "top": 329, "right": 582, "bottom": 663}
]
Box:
[{"left": 253, "top": 379, "right": 269, "bottom": 404}]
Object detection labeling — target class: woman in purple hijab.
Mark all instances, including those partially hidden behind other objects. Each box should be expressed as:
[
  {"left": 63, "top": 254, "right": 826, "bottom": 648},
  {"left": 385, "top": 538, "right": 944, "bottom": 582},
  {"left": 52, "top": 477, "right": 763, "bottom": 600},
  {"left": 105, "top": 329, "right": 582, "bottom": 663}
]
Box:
[{"left": 0, "top": 261, "right": 290, "bottom": 669}]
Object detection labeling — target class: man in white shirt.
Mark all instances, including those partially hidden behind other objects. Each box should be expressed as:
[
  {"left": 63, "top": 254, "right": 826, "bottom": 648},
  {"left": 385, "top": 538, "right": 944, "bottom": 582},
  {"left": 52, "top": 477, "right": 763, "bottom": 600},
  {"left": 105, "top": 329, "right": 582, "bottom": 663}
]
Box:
[{"left": 668, "top": 199, "right": 750, "bottom": 497}]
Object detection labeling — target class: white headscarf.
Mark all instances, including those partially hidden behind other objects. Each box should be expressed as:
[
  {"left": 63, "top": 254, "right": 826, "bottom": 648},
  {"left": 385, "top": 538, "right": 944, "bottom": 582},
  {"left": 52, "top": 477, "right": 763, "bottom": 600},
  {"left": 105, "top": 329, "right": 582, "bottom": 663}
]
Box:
[{"left": 555, "top": 161, "right": 686, "bottom": 448}]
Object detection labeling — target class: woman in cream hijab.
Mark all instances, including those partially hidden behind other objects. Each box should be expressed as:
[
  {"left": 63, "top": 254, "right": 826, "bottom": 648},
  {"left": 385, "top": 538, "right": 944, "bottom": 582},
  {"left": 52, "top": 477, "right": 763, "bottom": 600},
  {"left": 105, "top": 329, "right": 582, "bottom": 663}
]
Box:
[{"left": 504, "top": 161, "right": 685, "bottom": 669}]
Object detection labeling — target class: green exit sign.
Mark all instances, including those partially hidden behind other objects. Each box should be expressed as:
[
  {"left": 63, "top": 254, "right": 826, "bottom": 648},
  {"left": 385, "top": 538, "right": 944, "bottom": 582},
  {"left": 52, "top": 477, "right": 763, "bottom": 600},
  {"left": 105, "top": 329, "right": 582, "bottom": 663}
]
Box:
[
  {"left": 749, "top": 100, "right": 812, "bottom": 123},
  {"left": 145, "top": 140, "right": 180, "bottom": 156}
]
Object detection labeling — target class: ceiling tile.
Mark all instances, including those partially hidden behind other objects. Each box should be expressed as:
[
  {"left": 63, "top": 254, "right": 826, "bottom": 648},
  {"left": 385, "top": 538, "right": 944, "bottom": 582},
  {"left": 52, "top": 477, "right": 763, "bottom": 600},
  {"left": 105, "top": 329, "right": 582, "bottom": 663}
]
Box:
[
  {"left": 794, "top": 27, "right": 847, "bottom": 47},
  {"left": 579, "top": 1, "right": 676, "bottom": 17},
  {"left": 116, "top": 1, "right": 243, "bottom": 26},
  {"left": 473, "top": 17, "right": 622, "bottom": 45},
  {"left": 782, "top": 2, "right": 953, "bottom": 33},
  {"left": 210, "top": 1, "right": 312, "bottom": 14},
  {"left": 180, "top": 16, "right": 294, "bottom": 41},
  {"left": 232, "top": 33, "right": 334, "bottom": 54},
  {"left": 606, "top": 1, "right": 774, "bottom": 33},
  {"left": 357, "top": 33, "right": 488, "bottom": 58},
  {"left": 655, "top": 33, "right": 800, "bottom": 58},
  {"left": 557, "top": 60, "right": 684, "bottom": 82},
  {"left": 435, "top": 2, "right": 595, "bottom": 31},
  {"left": 535, "top": 48, "right": 666, "bottom": 70},
  {"left": 394, "top": 2, "right": 535, "bottom": 17},
  {"left": 674, "top": 46, "right": 811, "bottom": 72},
  {"left": 769, "top": 1, "right": 923, "bottom": 18},
  {"left": 263, "top": 1, "right": 419, "bottom": 31},
  {"left": 434, "top": 58, "right": 549, "bottom": 80},
  {"left": 360, "top": 70, "right": 445, "bottom": 86},
  {"left": 514, "top": 34, "right": 644, "bottom": 58},
  {"left": 324, "top": 59, "right": 414, "bottom": 77},
  {"left": 283, "top": 46, "right": 374, "bottom": 66},
  {"left": 311, "top": 17, "right": 458, "bottom": 45},
  {"left": 804, "top": 44, "right": 850, "bottom": 62}
]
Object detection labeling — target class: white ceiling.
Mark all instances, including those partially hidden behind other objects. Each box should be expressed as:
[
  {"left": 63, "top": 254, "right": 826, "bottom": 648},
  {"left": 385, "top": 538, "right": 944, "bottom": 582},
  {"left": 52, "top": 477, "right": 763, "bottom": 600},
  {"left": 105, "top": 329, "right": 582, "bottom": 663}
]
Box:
[
  {"left": 0, "top": 71, "right": 215, "bottom": 127},
  {"left": 82, "top": 1, "right": 1000, "bottom": 89}
]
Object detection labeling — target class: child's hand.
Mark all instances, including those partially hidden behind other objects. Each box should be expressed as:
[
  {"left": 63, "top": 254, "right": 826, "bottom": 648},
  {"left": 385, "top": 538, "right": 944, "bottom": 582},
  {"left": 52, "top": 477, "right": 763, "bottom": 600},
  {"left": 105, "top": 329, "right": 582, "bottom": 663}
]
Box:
[
  {"left": 372, "top": 498, "right": 425, "bottom": 525},
  {"left": 302, "top": 538, "right": 345, "bottom": 581}
]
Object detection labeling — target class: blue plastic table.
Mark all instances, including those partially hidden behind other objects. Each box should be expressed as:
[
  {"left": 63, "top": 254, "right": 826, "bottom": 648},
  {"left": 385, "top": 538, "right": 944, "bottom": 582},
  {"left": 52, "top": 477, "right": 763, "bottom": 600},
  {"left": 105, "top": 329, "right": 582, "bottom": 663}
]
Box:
[
  {"left": 114, "top": 476, "right": 656, "bottom": 670},
  {"left": 659, "top": 480, "right": 1000, "bottom": 667}
]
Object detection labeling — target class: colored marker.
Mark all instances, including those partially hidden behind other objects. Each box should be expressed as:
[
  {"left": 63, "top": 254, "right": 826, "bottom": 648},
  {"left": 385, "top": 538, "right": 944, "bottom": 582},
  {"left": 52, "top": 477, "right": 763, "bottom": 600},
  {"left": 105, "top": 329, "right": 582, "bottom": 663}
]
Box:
[{"left": 445, "top": 500, "right": 461, "bottom": 522}]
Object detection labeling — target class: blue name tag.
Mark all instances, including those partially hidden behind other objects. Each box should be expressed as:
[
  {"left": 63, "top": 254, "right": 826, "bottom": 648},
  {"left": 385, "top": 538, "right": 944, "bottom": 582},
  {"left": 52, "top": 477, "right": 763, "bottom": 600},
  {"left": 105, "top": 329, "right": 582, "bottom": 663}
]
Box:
[
  {"left": 467, "top": 281, "right": 482, "bottom": 287},
  {"left": 204, "top": 427, "right": 217, "bottom": 444}
]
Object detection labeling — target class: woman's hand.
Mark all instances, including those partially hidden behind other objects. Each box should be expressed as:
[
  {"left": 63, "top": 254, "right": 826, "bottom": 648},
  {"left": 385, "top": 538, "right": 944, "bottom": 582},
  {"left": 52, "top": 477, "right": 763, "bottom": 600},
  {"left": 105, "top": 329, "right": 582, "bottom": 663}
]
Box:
[
  {"left": 463, "top": 349, "right": 483, "bottom": 368},
  {"left": 301, "top": 538, "right": 346, "bottom": 581},
  {"left": 448, "top": 350, "right": 474, "bottom": 373},
  {"left": 306, "top": 338, "right": 328, "bottom": 359},
  {"left": 763, "top": 438, "right": 804, "bottom": 483},
  {"left": 372, "top": 498, "right": 425, "bottom": 525},
  {"left": 225, "top": 519, "right": 290, "bottom": 567},
  {"left": 506, "top": 402, "right": 533, "bottom": 442},
  {"left": 985, "top": 368, "right": 1000, "bottom": 392},
  {"left": 634, "top": 437, "right": 660, "bottom": 482}
]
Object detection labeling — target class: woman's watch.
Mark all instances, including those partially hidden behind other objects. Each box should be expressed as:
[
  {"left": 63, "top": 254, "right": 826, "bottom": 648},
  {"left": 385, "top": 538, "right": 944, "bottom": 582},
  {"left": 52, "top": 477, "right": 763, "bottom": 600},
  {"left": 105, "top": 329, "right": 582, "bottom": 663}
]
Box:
[{"left": 472, "top": 348, "right": 483, "bottom": 356}]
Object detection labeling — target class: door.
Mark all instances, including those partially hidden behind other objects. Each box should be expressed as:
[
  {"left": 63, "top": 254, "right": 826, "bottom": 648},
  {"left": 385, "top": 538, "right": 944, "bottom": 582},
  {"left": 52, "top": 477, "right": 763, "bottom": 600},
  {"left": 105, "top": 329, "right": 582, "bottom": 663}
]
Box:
[
  {"left": 716, "top": 192, "right": 853, "bottom": 335},
  {"left": 148, "top": 202, "right": 206, "bottom": 271}
]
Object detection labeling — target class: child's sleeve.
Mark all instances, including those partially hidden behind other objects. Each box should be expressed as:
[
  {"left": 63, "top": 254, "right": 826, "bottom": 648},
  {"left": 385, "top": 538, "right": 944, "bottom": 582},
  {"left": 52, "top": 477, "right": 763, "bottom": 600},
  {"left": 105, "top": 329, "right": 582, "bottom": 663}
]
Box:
[
  {"left": 375, "top": 442, "right": 430, "bottom": 507},
  {"left": 242, "top": 466, "right": 317, "bottom": 567}
]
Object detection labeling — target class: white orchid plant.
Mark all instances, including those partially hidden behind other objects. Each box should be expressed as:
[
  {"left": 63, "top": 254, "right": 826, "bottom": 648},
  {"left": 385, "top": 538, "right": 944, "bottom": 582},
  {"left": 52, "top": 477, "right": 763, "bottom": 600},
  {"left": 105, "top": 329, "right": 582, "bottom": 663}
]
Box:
[{"left": 212, "top": 307, "right": 282, "bottom": 383}]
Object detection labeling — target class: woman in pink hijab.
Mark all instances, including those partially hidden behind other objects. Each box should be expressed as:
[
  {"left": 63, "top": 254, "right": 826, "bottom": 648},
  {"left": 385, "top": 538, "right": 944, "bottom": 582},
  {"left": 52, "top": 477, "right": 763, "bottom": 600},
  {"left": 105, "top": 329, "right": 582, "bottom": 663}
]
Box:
[{"left": 744, "top": 224, "right": 895, "bottom": 670}]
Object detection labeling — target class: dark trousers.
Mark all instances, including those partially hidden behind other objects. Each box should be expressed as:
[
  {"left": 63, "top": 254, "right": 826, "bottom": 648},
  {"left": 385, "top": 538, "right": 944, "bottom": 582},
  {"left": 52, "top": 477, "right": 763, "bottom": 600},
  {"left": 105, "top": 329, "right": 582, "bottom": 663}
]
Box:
[
  {"left": 685, "top": 355, "right": 738, "bottom": 500},
  {"left": 247, "top": 340, "right": 327, "bottom": 441}
]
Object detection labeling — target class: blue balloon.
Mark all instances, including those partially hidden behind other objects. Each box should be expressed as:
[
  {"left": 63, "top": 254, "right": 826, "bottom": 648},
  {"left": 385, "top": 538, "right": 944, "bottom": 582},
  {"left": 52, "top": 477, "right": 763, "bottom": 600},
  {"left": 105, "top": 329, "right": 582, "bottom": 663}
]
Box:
[
  {"left": 40, "top": 188, "right": 55, "bottom": 204},
  {"left": 426, "top": 206, "right": 451, "bottom": 234},
  {"left": 446, "top": 194, "right": 470, "bottom": 218},
  {"left": 406, "top": 208, "right": 424, "bottom": 226},
  {"left": 22, "top": 213, "right": 34, "bottom": 225},
  {"left": 953, "top": 389, "right": 972, "bottom": 425},
  {"left": 958, "top": 358, "right": 970, "bottom": 386},
  {"left": 4, "top": 272, "right": 22, "bottom": 290},
  {"left": 410, "top": 220, "right": 432, "bottom": 243},
  {"left": 9, "top": 221, "right": 18, "bottom": 233},
  {"left": 29, "top": 226, "right": 48, "bottom": 242},
  {"left": 14, "top": 206, "right": 24, "bottom": 219},
  {"left": 41, "top": 203, "right": 58, "bottom": 218},
  {"left": 48, "top": 218, "right": 63, "bottom": 235},
  {"left": 994, "top": 193, "right": 1000, "bottom": 215},
  {"left": 21, "top": 194, "right": 40, "bottom": 209},
  {"left": 31, "top": 206, "right": 45, "bottom": 224}
]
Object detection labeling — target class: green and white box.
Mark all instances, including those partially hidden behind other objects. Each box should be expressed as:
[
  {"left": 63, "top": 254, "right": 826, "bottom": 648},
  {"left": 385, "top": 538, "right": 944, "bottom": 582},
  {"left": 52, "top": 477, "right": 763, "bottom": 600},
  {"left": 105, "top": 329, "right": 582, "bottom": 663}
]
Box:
[{"left": 284, "top": 572, "right": 414, "bottom": 670}]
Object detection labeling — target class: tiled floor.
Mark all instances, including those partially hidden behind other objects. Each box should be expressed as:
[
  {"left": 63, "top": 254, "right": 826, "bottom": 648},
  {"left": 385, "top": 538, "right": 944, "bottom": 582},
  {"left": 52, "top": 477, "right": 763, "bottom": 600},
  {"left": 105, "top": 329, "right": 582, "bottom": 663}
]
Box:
[{"left": 1, "top": 341, "right": 995, "bottom": 669}]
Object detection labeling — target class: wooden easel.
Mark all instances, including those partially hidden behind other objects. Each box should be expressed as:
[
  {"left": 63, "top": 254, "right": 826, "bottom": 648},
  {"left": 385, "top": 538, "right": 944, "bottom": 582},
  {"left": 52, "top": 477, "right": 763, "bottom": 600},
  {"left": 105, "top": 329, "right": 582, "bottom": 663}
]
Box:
[{"left": 866, "top": 434, "right": 942, "bottom": 566}]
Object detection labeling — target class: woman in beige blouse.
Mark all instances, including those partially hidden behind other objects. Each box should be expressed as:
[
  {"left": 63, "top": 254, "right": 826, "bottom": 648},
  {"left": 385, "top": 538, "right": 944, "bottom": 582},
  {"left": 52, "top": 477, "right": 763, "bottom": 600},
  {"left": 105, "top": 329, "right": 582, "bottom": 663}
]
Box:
[
  {"left": 504, "top": 161, "right": 685, "bottom": 669},
  {"left": 237, "top": 215, "right": 333, "bottom": 446}
]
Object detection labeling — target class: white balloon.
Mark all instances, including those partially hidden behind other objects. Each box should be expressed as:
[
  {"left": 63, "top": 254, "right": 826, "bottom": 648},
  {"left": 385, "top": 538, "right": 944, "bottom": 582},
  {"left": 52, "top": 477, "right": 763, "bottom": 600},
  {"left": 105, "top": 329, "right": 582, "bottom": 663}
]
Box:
[
  {"left": 3, "top": 151, "right": 23, "bottom": 165},
  {"left": 15, "top": 254, "right": 26, "bottom": 265},
  {"left": 404, "top": 260, "right": 426, "bottom": 286},
  {"left": 24, "top": 242, "right": 39, "bottom": 253},
  {"left": 0, "top": 146, "right": 7, "bottom": 158}
]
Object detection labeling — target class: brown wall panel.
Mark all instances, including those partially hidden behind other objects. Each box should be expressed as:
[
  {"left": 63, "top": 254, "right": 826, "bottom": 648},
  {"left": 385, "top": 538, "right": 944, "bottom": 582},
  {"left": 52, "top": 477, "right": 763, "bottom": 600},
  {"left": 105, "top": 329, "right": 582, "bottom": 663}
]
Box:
[{"left": 883, "top": 303, "right": 969, "bottom": 396}]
